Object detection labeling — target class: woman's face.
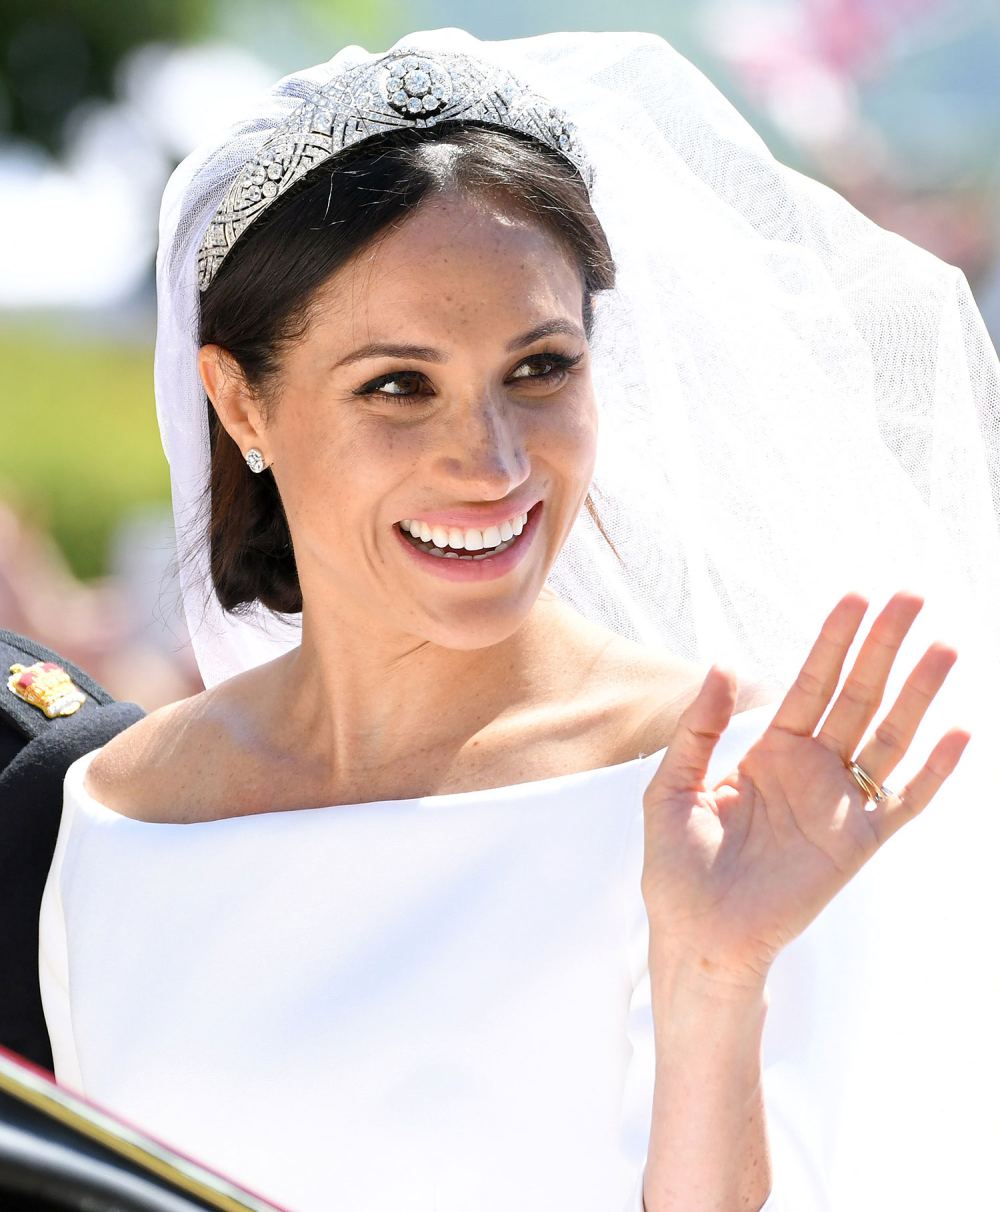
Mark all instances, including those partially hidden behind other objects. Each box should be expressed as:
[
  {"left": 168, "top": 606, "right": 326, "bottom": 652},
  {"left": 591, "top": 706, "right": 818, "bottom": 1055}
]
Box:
[{"left": 213, "top": 188, "right": 598, "bottom": 650}]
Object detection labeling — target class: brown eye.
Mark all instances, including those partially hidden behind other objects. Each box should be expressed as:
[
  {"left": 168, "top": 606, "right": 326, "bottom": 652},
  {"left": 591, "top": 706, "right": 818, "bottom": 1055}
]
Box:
[
  {"left": 507, "top": 351, "right": 584, "bottom": 382},
  {"left": 356, "top": 371, "right": 429, "bottom": 403}
]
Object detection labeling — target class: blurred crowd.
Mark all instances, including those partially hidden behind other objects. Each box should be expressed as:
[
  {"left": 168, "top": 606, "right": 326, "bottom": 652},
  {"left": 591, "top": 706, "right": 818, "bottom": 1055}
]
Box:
[{"left": 0, "top": 498, "right": 202, "bottom": 710}]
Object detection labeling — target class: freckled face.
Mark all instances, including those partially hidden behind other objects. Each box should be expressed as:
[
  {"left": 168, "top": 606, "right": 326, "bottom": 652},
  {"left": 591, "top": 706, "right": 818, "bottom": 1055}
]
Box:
[{"left": 262, "top": 190, "right": 599, "bottom": 649}]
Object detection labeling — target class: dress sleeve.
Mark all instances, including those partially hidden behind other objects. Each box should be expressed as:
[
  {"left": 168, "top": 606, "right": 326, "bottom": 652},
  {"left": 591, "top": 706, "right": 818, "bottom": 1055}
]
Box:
[{"left": 617, "top": 703, "right": 855, "bottom": 1211}]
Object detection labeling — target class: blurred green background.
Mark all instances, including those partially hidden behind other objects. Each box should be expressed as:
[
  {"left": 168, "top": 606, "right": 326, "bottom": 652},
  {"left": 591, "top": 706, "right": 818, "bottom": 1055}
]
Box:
[{"left": 0, "top": 322, "right": 165, "bottom": 579}]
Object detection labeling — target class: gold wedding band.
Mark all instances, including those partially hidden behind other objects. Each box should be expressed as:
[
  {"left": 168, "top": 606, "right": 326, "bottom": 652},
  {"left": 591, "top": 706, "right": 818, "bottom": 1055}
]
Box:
[{"left": 848, "top": 760, "right": 891, "bottom": 809}]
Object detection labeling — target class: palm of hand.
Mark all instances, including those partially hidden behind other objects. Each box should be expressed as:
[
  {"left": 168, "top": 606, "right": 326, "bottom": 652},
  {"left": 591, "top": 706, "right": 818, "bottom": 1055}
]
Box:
[{"left": 641, "top": 592, "right": 970, "bottom": 989}]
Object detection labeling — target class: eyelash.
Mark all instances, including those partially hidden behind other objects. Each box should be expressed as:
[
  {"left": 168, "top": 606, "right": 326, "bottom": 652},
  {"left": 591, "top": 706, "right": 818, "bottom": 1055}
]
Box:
[{"left": 354, "top": 350, "right": 584, "bottom": 405}]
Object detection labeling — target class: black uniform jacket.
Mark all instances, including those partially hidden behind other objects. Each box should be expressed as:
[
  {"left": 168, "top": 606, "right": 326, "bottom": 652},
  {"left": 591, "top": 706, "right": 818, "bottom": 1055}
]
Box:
[{"left": 0, "top": 629, "right": 144, "bottom": 1072}]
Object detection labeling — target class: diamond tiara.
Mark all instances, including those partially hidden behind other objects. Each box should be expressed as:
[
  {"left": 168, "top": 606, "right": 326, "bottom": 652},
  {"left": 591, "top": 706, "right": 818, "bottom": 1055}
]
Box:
[{"left": 196, "top": 47, "right": 593, "bottom": 293}]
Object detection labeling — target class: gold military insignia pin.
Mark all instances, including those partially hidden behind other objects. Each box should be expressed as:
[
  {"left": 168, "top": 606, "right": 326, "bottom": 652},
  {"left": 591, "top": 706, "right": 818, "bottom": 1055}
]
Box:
[{"left": 7, "top": 661, "right": 87, "bottom": 719}]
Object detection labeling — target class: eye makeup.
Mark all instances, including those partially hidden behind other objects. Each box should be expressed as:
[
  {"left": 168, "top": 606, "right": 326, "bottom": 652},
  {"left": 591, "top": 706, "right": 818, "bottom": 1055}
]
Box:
[{"left": 353, "top": 349, "right": 585, "bottom": 405}]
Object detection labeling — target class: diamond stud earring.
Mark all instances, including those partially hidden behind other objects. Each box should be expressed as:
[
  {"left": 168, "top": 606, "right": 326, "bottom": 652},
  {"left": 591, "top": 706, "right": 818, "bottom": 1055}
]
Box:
[{"left": 245, "top": 448, "right": 266, "bottom": 474}]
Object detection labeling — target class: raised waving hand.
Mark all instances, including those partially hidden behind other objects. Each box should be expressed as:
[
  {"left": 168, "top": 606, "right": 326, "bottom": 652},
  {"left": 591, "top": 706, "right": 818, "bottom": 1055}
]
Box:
[{"left": 641, "top": 591, "right": 971, "bottom": 990}]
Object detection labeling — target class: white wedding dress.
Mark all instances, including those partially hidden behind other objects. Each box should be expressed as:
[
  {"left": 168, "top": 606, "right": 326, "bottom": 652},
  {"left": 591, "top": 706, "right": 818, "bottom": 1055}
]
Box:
[{"left": 37, "top": 702, "right": 871, "bottom": 1211}]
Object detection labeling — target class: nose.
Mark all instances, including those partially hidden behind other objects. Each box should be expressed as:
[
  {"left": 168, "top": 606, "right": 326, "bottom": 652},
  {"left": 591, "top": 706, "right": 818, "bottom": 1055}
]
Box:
[{"left": 432, "top": 397, "right": 531, "bottom": 502}]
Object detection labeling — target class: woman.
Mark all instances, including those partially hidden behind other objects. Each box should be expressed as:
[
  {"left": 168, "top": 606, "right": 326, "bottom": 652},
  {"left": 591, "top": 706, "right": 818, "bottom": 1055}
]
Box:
[{"left": 38, "top": 28, "right": 999, "bottom": 1212}]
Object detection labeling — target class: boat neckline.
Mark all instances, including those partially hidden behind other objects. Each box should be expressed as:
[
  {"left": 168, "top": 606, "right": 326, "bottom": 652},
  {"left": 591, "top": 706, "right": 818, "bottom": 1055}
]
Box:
[
  {"left": 65, "top": 742, "right": 672, "bottom": 828},
  {"left": 66, "top": 703, "right": 774, "bottom": 828}
]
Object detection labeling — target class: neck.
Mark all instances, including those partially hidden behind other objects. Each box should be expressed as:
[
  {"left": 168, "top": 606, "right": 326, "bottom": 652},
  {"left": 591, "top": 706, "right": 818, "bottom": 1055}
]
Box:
[{"left": 266, "top": 586, "right": 569, "bottom": 782}]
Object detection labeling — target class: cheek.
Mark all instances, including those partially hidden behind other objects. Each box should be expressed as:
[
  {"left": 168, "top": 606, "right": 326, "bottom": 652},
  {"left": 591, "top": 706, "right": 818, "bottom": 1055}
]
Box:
[
  {"left": 274, "top": 410, "right": 417, "bottom": 529},
  {"left": 544, "top": 388, "right": 598, "bottom": 467}
]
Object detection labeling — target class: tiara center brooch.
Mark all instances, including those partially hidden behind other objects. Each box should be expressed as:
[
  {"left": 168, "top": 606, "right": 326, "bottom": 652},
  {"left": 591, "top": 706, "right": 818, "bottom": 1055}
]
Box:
[{"left": 384, "top": 55, "right": 452, "bottom": 118}]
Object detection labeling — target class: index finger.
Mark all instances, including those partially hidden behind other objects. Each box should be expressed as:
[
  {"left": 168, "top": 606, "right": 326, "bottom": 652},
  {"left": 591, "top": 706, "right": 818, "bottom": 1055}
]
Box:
[
  {"left": 769, "top": 593, "right": 870, "bottom": 736},
  {"left": 650, "top": 664, "right": 738, "bottom": 795}
]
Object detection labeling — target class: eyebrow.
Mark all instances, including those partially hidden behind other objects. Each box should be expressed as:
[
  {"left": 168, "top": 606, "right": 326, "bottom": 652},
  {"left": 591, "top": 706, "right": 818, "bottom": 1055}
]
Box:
[{"left": 330, "top": 319, "right": 586, "bottom": 371}]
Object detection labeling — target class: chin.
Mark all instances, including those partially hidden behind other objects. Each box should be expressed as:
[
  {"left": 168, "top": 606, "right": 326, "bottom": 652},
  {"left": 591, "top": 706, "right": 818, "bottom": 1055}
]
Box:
[{"left": 416, "top": 585, "right": 546, "bottom": 651}]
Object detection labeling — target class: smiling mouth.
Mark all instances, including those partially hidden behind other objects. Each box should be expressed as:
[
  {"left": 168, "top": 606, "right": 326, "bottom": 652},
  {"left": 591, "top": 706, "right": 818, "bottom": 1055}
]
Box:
[{"left": 396, "top": 502, "right": 539, "bottom": 561}]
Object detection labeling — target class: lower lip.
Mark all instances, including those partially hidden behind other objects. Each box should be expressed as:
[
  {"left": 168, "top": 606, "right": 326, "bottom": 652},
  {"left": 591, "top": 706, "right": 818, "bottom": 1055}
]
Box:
[{"left": 393, "top": 502, "right": 543, "bottom": 583}]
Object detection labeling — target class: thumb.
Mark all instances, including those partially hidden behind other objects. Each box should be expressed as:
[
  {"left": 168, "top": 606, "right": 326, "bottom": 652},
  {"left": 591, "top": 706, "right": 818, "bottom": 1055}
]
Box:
[{"left": 652, "top": 665, "right": 739, "bottom": 795}]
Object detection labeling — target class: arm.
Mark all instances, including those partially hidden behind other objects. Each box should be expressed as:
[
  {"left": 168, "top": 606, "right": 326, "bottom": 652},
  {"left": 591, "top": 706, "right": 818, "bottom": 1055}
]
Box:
[
  {"left": 620, "top": 705, "right": 802, "bottom": 1212},
  {"left": 642, "top": 954, "right": 770, "bottom": 1212},
  {"left": 626, "top": 592, "right": 970, "bottom": 1211},
  {"left": 621, "top": 696, "right": 879, "bottom": 1212}
]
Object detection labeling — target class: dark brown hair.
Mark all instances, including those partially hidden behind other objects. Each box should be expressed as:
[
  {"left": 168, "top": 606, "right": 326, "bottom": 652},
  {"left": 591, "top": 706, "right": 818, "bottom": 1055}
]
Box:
[{"left": 197, "top": 122, "right": 618, "bottom": 616}]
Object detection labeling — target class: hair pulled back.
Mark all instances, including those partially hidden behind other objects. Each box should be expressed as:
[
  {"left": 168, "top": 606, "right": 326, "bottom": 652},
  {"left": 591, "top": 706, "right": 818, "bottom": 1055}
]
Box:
[{"left": 197, "top": 122, "right": 617, "bottom": 615}]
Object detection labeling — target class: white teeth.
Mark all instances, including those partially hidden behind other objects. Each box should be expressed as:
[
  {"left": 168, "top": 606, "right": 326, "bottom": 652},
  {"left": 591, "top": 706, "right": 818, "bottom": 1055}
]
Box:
[
  {"left": 424, "top": 536, "right": 517, "bottom": 560},
  {"left": 401, "top": 507, "right": 532, "bottom": 551}
]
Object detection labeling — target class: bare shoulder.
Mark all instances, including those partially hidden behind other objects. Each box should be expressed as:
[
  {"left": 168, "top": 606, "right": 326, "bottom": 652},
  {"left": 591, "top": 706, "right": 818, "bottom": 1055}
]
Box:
[
  {"left": 84, "top": 688, "right": 236, "bottom": 823},
  {"left": 537, "top": 598, "right": 777, "bottom": 761},
  {"left": 598, "top": 635, "right": 778, "bottom": 758}
]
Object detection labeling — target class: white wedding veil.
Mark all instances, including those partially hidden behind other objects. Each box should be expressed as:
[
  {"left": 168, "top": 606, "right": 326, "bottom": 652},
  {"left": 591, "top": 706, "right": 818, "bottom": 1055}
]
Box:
[{"left": 154, "top": 27, "right": 1000, "bottom": 1208}]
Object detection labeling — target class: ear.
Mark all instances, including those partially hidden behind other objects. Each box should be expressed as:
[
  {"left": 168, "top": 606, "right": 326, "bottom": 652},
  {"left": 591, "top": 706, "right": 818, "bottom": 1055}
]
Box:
[{"left": 198, "top": 344, "right": 268, "bottom": 457}]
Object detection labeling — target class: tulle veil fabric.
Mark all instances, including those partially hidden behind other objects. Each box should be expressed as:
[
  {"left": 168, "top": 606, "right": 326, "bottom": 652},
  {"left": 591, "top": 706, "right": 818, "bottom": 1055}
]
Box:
[{"left": 153, "top": 27, "right": 1000, "bottom": 1207}]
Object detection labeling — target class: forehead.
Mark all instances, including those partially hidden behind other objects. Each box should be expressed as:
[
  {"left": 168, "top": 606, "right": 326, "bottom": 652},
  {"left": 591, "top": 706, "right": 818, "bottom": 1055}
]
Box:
[{"left": 307, "top": 191, "right": 584, "bottom": 342}]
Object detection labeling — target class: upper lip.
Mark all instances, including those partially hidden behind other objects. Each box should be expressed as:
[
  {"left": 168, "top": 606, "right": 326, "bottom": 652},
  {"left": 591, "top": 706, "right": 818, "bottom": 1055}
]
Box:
[{"left": 399, "top": 496, "right": 542, "bottom": 530}]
